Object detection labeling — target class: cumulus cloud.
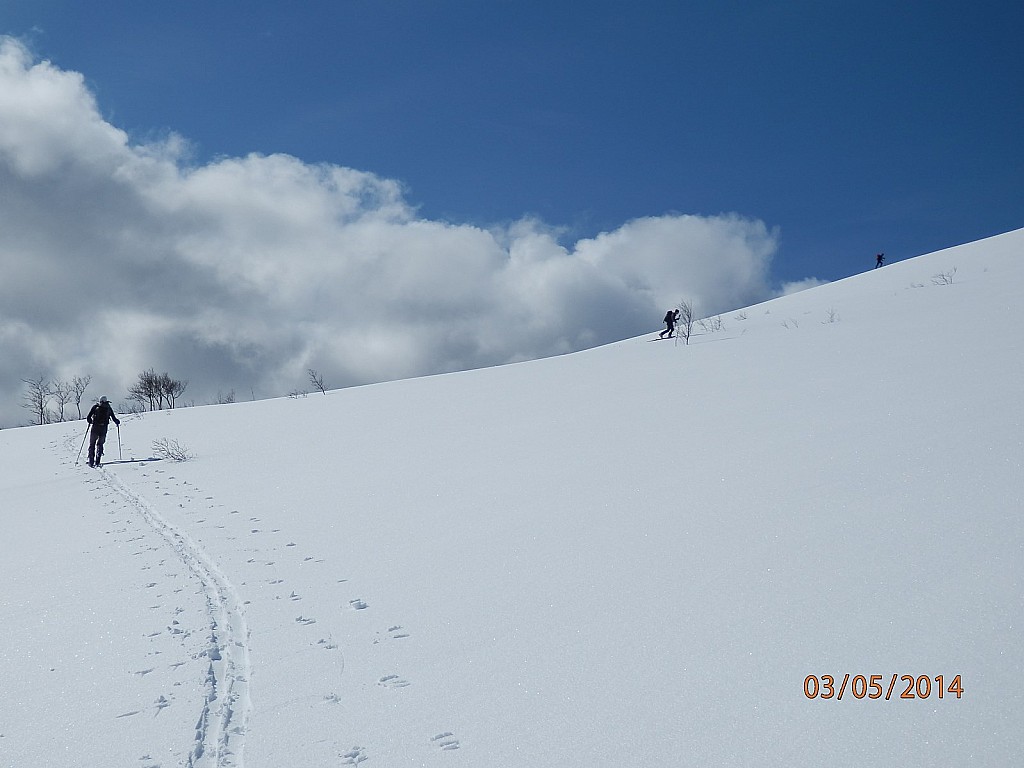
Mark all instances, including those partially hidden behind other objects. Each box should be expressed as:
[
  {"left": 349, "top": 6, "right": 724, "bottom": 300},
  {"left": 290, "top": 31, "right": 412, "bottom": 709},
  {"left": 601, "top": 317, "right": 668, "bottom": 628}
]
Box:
[
  {"left": 0, "top": 37, "right": 785, "bottom": 426},
  {"left": 777, "top": 277, "right": 830, "bottom": 296}
]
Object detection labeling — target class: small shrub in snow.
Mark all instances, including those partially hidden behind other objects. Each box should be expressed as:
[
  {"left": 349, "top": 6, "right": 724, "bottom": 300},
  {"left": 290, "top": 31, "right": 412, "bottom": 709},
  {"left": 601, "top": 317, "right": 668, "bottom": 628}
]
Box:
[
  {"left": 308, "top": 368, "right": 328, "bottom": 395},
  {"left": 698, "top": 315, "right": 725, "bottom": 333},
  {"left": 675, "top": 300, "right": 696, "bottom": 345},
  {"left": 152, "top": 437, "right": 194, "bottom": 462},
  {"left": 932, "top": 267, "right": 957, "bottom": 285},
  {"left": 214, "top": 390, "right": 236, "bottom": 405}
]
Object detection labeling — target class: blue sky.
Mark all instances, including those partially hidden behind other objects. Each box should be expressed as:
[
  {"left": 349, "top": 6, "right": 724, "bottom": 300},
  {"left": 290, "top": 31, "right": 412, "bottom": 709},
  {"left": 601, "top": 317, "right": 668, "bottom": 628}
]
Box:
[
  {"left": 6, "top": 0, "right": 1021, "bottom": 284},
  {"left": 0, "top": 1, "right": 1022, "bottom": 425}
]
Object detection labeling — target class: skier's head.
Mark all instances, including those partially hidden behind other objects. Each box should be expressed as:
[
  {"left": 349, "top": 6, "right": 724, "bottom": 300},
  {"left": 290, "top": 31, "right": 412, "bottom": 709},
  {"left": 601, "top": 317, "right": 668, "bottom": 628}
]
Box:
[{"left": 100, "top": 396, "right": 108, "bottom": 403}]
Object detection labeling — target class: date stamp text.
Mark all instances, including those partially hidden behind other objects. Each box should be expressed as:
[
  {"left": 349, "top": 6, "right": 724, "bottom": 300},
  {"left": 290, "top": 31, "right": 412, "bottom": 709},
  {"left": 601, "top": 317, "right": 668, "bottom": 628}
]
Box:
[{"left": 803, "top": 674, "right": 963, "bottom": 701}]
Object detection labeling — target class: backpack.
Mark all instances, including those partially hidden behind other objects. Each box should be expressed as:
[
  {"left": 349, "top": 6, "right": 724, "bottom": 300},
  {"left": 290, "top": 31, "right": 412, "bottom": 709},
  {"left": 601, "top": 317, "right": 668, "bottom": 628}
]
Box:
[{"left": 90, "top": 401, "right": 113, "bottom": 427}]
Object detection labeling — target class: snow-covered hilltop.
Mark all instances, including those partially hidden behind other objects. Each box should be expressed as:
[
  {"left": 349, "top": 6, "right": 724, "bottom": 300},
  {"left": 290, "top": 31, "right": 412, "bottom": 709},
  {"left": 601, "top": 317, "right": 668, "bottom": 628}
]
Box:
[{"left": 2, "top": 228, "right": 1022, "bottom": 767}]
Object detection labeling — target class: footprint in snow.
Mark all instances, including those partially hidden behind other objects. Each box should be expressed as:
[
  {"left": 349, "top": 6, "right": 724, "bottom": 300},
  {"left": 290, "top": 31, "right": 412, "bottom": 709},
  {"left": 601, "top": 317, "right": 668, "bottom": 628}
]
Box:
[
  {"left": 378, "top": 674, "right": 410, "bottom": 689},
  {"left": 349, "top": 599, "right": 368, "bottom": 610},
  {"left": 431, "top": 732, "right": 461, "bottom": 750},
  {"left": 342, "top": 746, "right": 368, "bottom": 764}
]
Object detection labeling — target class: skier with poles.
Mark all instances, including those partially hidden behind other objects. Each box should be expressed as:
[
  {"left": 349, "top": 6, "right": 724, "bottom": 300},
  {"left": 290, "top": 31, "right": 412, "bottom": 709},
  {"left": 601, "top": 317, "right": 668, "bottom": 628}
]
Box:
[
  {"left": 659, "top": 308, "right": 680, "bottom": 339},
  {"left": 86, "top": 396, "right": 120, "bottom": 468}
]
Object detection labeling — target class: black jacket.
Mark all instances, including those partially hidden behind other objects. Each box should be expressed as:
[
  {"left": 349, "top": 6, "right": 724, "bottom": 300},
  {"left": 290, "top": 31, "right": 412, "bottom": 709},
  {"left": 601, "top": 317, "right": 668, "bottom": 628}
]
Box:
[{"left": 87, "top": 402, "right": 120, "bottom": 429}]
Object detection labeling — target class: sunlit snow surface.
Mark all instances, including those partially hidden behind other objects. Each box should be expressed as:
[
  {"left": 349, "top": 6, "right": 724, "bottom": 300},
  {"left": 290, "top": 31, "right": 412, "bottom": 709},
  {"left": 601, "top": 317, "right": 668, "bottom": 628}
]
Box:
[{"left": 2, "top": 229, "right": 1022, "bottom": 766}]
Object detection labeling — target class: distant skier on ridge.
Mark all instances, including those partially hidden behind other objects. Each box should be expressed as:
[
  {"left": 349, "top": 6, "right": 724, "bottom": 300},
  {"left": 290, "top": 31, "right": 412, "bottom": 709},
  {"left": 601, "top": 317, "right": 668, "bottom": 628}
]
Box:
[
  {"left": 86, "top": 396, "right": 120, "bottom": 468},
  {"left": 875, "top": 253, "right": 885, "bottom": 268},
  {"left": 659, "top": 308, "right": 680, "bottom": 339}
]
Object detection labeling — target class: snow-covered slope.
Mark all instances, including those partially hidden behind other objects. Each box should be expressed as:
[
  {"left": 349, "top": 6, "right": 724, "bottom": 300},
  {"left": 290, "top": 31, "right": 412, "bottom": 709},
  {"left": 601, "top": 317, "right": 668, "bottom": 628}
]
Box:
[{"left": 2, "top": 228, "right": 1022, "bottom": 767}]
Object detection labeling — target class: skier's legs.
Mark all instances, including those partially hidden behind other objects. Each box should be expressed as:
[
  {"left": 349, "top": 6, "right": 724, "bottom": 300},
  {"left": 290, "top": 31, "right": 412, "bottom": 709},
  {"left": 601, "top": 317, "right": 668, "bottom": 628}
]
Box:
[
  {"left": 92, "top": 425, "right": 108, "bottom": 463},
  {"left": 88, "top": 429, "right": 99, "bottom": 464}
]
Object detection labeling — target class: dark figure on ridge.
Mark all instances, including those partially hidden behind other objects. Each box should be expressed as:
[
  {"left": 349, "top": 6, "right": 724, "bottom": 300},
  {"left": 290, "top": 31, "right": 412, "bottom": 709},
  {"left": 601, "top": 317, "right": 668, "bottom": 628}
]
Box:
[
  {"left": 660, "top": 308, "right": 680, "bottom": 339},
  {"left": 87, "top": 396, "right": 120, "bottom": 467}
]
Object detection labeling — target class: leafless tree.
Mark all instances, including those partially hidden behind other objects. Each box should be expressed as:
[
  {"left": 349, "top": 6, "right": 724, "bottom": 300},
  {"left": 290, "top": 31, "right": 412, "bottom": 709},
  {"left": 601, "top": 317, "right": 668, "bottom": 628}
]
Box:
[
  {"left": 128, "top": 369, "right": 158, "bottom": 411},
  {"left": 128, "top": 368, "right": 189, "bottom": 411},
  {"left": 21, "top": 375, "right": 53, "bottom": 425},
  {"left": 51, "top": 379, "right": 75, "bottom": 422},
  {"left": 72, "top": 374, "right": 92, "bottom": 419},
  {"left": 214, "top": 389, "right": 236, "bottom": 405},
  {"left": 675, "top": 301, "right": 696, "bottom": 345},
  {"left": 308, "top": 368, "right": 327, "bottom": 395},
  {"left": 160, "top": 372, "right": 188, "bottom": 409}
]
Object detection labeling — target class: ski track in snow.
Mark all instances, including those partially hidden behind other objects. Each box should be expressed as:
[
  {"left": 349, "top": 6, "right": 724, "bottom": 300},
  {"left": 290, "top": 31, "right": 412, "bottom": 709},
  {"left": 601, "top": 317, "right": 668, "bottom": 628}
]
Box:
[
  {"left": 64, "top": 428, "right": 462, "bottom": 764},
  {"left": 100, "top": 466, "right": 253, "bottom": 768}
]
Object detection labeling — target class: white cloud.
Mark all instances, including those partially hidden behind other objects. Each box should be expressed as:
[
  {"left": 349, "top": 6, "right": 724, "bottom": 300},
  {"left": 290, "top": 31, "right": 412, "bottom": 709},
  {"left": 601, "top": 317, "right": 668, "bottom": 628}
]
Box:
[
  {"left": 0, "top": 37, "right": 783, "bottom": 426},
  {"left": 777, "top": 278, "right": 829, "bottom": 296}
]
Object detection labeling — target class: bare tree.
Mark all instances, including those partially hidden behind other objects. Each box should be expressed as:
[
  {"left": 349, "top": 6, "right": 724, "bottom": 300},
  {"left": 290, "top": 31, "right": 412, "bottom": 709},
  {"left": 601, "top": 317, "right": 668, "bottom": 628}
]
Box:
[
  {"left": 214, "top": 389, "right": 236, "bottom": 405},
  {"left": 159, "top": 372, "right": 188, "bottom": 409},
  {"left": 128, "top": 368, "right": 189, "bottom": 411},
  {"left": 51, "top": 379, "right": 75, "bottom": 422},
  {"left": 72, "top": 374, "right": 92, "bottom": 419},
  {"left": 675, "top": 301, "right": 696, "bottom": 345},
  {"left": 308, "top": 368, "right": 327, "bottom": 395},
  {"left": 128, "top": 368, "right": 160, "bottom": 411},
  {"left": 21, "top": 375, "right": 53, "bottom": 426}
]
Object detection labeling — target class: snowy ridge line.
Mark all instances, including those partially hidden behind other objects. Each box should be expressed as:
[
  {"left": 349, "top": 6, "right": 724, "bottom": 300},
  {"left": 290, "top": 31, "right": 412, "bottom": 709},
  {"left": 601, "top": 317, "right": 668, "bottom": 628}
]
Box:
[{"left": 100, "top": 468, "right": 252, "bottom": 768}]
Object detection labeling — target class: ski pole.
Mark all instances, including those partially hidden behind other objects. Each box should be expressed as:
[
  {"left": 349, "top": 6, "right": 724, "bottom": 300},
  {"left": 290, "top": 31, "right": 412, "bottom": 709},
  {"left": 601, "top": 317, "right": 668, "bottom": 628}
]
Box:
[
  {"left": 117, "top": 423, "right": 122, "bottom": 460},
  {"left": 75, "top": 423, "right": 90, "bottom": 466}
]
